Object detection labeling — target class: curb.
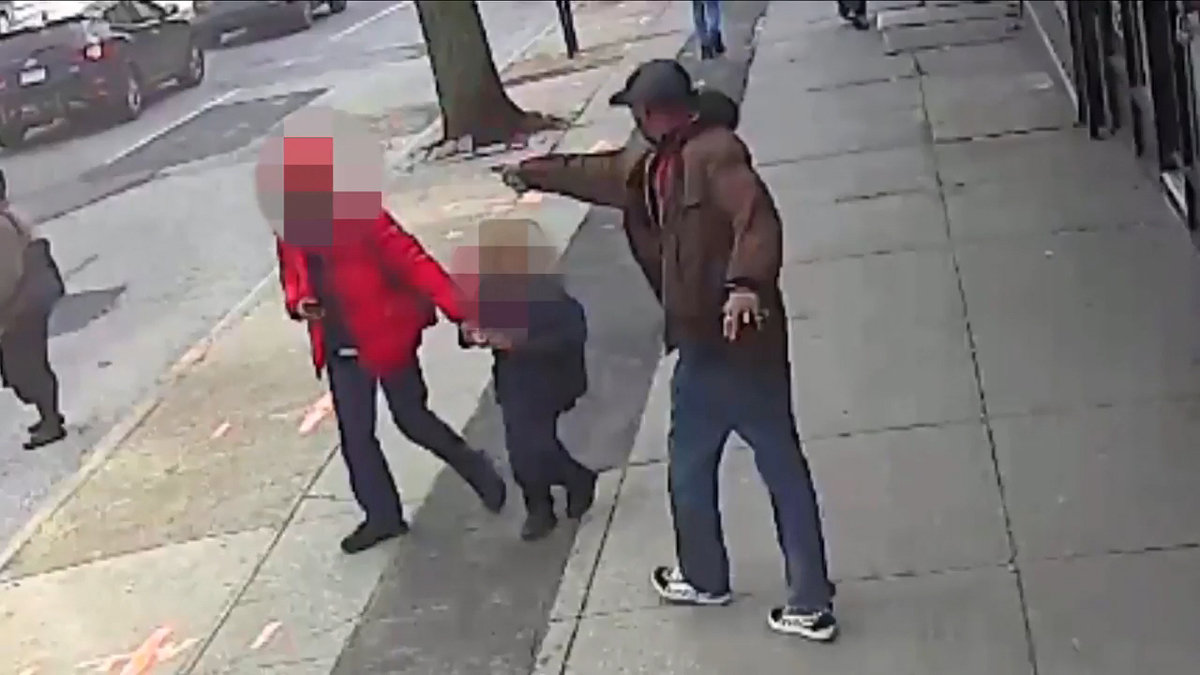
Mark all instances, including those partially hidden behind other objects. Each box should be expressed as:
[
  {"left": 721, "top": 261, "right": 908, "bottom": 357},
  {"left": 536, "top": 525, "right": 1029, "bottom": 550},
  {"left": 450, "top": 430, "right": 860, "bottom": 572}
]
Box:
[
  {"left": 0, "top": 5, "right": 581, "bottom": 575},
  {"left": 0, "top": 271, "right": 277, "bottom": 576}
]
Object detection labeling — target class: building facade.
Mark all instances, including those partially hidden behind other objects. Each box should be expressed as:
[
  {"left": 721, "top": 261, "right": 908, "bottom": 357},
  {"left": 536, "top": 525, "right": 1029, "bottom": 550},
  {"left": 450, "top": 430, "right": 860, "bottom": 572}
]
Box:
[{"left": 1027, "top": 0, "right": 1200, "bottom": 239}]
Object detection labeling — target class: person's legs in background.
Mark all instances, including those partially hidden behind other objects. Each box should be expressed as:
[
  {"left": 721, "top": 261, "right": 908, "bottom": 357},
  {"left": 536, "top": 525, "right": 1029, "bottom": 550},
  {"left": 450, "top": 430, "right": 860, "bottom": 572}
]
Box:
[
  {"left": 380, "top": 357, "right": 507, "bottom": 513},
  {"left": 692, "top": 0, "right": 725, "bottom": 59},
  {"left": 704, "top": 0, "right": 724, "bottom": 55},
  {"left": 326, "top": 351, "right": 408, "bottom": 554},
  {"left": 1, "top": 307, "right": 65, "bottom": 450},
  {"left": 837, "top": 0, "right": 870, "bottom": 30}
]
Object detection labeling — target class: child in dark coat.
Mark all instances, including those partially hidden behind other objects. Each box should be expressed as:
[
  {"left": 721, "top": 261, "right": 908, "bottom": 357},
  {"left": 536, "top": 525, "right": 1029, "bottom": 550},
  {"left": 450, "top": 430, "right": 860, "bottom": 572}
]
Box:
[{"left": 458, "top": 219, "right": 597, "bottom": 540}]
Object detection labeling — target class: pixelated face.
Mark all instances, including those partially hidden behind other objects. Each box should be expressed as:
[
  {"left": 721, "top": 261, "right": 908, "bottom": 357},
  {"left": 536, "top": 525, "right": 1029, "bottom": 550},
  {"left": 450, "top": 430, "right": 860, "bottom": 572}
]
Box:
[
  {"left": 450, "top": 218, "right": 559, "bottom": 342},
  {"left": 255, "top": 106, "right": 385, "bottom": 249}
]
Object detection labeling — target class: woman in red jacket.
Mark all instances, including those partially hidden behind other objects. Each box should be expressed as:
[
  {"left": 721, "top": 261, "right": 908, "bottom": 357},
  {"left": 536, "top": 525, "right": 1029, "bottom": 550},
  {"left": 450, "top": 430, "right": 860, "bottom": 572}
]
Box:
[{"left": 273, "top": 135, "right": 505, "bottom": 554}]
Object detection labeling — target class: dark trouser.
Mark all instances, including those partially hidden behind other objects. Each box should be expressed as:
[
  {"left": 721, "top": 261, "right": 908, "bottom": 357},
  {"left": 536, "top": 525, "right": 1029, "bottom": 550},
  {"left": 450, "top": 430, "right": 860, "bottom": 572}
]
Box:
[
  {"left": 668, "top": 344, "right": 833, "bottom": 610},
  {"left": 838, "top": 0, "right": 867, "bottom": 17},
  {"left": 691, "top": 0, "right": 722, "bottom": 48},
  {"left": 327, "top": 350, "right": 483, "bottom": 525},
  {"left": 502, "top": 401, "right": 591, "bottom": 506},
  {"left": 0, "top": 307, "right": 60, "bottom": 421}
]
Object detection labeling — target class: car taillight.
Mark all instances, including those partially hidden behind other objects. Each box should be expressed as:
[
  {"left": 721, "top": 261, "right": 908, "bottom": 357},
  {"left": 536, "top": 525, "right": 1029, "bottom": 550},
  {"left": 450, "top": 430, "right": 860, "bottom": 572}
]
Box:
[{"left": 83, "top": 42, "right": 103, "bottom": 61}]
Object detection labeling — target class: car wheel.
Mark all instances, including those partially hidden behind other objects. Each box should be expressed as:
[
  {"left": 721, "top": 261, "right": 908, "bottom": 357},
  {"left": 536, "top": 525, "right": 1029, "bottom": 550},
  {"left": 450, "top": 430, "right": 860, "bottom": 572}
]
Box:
[
  {"left": 0, "top": 125, "right": 26, "bottom": 150},
  {"left": 115, "top": 67, "right": 144, "bottom": 122},
  {"left": 179, "top": 42, "right": 205, "bottom": 87},
  {"left": 328, "top": 0, "right": 347, "bottom": 13}
]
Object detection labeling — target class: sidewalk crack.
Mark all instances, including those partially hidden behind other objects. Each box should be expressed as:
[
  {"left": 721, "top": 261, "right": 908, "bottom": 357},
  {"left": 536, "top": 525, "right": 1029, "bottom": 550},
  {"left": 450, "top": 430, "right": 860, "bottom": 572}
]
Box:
[{"left": 916, "top": 70, "right": 1042, "bottom": 675}]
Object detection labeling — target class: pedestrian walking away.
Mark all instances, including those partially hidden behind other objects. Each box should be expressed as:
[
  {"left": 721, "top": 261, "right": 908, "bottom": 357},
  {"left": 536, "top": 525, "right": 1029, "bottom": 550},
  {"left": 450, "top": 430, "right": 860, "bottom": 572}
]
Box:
[
  {"left": 691, "top": 0, "right": 725, "bottom": 59},
  {"left": 457, "top": 218, "right": 596, "bottom": 541},
  {"left": 837, "top": 0, "right": 870, "bottom": 30},
  {"left": 273, "top": 135, "right": 506, "bottom": 555},
  {"left": 0, "top": 168, "right": 66, "bottom": 450},
  {"left": 498, "top": 59, "right": 838, "bottom": 641}
]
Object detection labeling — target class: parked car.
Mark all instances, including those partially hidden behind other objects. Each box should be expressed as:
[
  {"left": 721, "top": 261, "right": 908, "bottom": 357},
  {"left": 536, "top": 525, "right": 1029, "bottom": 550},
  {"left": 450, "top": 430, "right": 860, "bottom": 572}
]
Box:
[
  {"left": 192, "top": 0, "right": 347, "bottom": 47},
  {"left": 0, "top": 0, "right": 204, "bottom": 148}
]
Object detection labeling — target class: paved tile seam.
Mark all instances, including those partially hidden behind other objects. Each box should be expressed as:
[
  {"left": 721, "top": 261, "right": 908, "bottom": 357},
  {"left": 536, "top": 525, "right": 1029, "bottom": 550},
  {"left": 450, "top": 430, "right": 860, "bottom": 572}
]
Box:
[
  {"left": 1026, "top": 541, "right": 1200, "bottom": 566},
  {"left": 933, "top": 122, "right": 1075, "bottom": 145},
  {"left": 781, "top": 220, "right": 1172, "bottom": 269},
  {"left": 930, "top": 124, "right": 1081, "bottom": 147},
  {"left": 0, "top": 526, "right": 277, "bottom": 583},
  {"left": 631, "top": 391, "right": 1200, "bottom": 446},
  {"left": 756, "top": 137, "right": 928, "bottom": 168},
  {"left": 799, "top": 71, "right": 919, "bottom": 93},
  {"left": 832, "top": 185, "right": 934, "bottom": 203},
  {"left": 178, "top": 445, "right": 336, "bottom": 675},
  {"left": 916, "top": 66, "right": 1040, "bottom": 675},
  {"left": 784, "top": 240, "right": 952, "bottom": 266}
]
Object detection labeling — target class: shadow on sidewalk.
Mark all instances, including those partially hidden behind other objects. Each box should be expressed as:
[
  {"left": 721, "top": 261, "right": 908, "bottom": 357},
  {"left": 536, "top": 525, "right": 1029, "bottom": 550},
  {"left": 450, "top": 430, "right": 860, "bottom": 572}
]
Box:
[{"left": 329, "top": 2, "right": 769, "bottom": 674}]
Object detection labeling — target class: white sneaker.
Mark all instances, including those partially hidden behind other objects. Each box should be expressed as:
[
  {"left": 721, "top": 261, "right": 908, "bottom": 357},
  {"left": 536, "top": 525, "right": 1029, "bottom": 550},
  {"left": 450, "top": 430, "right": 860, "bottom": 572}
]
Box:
[
  {"left": 767, "top": 605, "right": 839, "bottom": 642},
  {"left": 650, "top": 566, "right": 732, "bottom": 606}
]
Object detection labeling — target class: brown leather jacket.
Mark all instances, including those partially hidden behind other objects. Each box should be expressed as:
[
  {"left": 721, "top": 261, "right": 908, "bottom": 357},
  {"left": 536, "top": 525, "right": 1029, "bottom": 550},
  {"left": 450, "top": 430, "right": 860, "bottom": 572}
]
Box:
[{"left": 516, "top": 123, "right": 788, "bottom": 363}]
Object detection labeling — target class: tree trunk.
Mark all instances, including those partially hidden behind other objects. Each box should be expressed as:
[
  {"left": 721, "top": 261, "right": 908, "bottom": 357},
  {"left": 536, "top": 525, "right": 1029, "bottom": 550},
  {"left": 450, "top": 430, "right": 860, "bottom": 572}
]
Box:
[{"left": 415, "top": 0, "right": 559, "bottom": 148}]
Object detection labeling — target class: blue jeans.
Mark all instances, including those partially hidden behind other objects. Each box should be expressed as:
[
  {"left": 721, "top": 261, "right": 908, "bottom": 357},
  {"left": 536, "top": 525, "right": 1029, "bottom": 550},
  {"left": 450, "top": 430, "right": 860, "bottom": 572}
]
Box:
[
  {"left": 668, "top": 344, "right": 834, "bottom": 610},
  {"left": 691, "top": 0, "right": 722, "bottom": 48}
]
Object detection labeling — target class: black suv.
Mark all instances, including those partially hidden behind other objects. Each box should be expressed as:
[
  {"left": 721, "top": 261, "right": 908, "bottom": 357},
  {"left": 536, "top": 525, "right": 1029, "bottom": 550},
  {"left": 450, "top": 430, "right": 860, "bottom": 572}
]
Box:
[{"left": 0, "top": 0, "right": 205, "bottom": 148}]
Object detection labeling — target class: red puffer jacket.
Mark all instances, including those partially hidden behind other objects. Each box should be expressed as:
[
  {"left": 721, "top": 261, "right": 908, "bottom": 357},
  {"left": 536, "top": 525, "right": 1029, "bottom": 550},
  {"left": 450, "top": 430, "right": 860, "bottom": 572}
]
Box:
[{"left": 276, "top": 211, "right": 465, "bottom": 376}]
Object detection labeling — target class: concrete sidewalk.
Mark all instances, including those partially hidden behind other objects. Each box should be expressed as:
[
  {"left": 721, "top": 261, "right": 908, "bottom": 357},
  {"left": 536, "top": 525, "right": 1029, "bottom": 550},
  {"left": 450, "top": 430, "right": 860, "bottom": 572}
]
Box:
[
  {"left": 537, "top": 1, "right": 1200, "bottom": 674},
  {"left": 0, "top": 2, "right": 694, "bottom": 674}
]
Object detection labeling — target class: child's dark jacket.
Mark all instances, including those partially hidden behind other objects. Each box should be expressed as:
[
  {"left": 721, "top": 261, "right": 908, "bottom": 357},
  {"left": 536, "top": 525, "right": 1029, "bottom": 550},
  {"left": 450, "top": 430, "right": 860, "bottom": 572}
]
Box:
[{"left": 462, "top": 280, "right": 587, "bottom": 415}]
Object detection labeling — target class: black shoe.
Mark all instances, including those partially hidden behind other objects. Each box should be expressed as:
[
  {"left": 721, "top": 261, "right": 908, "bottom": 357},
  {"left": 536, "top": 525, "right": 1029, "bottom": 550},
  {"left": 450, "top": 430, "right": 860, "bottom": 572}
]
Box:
[
  {"left": 767, "top": 606, "right": 839, "bottom": 642},
  {"left": 700, "top": 43, "right": 714, "bottom": 59},
  {"left": 340, "top": 519, "right": 409, "bottom": 554},
  {"left": 713, "top": 34, "right": 726, "bottom": 55},
  {"left": 24, "top": 418, "right": 66, "bottom": 450},
  {"left": 565, "top": 470, "right": 597, "bottom": 519},
  {"left": 851, "top": 14, "right": 870, "bottom": 30},
  {"left": 464, "top": 455, "right": 507, "bottom": 513},
  {"left": 520, "top": 506, "right": 557, "bottom": 541}
]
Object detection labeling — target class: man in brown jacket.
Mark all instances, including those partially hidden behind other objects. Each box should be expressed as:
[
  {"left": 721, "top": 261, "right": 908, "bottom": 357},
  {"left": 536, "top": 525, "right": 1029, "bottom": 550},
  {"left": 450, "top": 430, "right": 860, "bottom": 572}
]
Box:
[
  {"left": 0, "top": 168, "right": 66, "bottom": 449},
  {"left": 500, "top": 60, "right": 838, "bottom": 641}
]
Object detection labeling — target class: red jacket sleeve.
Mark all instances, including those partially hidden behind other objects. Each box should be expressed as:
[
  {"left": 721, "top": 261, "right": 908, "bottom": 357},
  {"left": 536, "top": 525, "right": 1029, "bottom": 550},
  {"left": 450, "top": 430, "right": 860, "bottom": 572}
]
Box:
[
  {"left": 275, "top": 237, "right": 310, "bottom": 320},
  {"left": 373, "top": 212, "right": 466, "bottom": 323}
]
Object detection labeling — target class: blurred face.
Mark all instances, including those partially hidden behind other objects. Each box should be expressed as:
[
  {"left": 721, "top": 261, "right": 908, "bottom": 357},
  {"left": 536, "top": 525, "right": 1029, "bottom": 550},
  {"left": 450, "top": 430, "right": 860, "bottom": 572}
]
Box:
[
  {"left": 632, "top": 103, "right": 693, "bottom": 144},
  {"left": 281, "top": 136, "right": 335, "bottom": 246},
  {"left": 255, "top": 106, "right": 386, "bottom": 250}
]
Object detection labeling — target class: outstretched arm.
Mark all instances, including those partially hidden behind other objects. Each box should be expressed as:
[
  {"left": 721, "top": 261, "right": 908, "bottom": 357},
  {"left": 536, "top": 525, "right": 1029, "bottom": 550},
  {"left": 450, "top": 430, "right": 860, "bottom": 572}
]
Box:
[{"left": 515, "top": 147, "right": 642, "bottom": 208}]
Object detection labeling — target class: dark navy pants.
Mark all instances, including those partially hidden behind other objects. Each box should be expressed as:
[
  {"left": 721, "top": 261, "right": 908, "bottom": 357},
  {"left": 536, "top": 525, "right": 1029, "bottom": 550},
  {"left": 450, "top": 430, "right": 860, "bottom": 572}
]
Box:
[
  {"left": 501, "top": 401, "right": 591, "bottom": 504},
  {"left": 668, "top": 344, "right": 834, "bottom": 610},
  {"left": 326, "top": 350, "right": 481, "bottom": 525}
]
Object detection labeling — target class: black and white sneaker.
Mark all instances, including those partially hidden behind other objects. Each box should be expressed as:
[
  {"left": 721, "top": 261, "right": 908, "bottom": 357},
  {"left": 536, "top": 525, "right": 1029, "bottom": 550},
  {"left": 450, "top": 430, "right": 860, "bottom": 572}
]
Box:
[
  {"left": 650, "top": 566, "right": 732, "bottom": 606},
  {"left": 767, "top": 606, "right": 839, "bottom": 642}
]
